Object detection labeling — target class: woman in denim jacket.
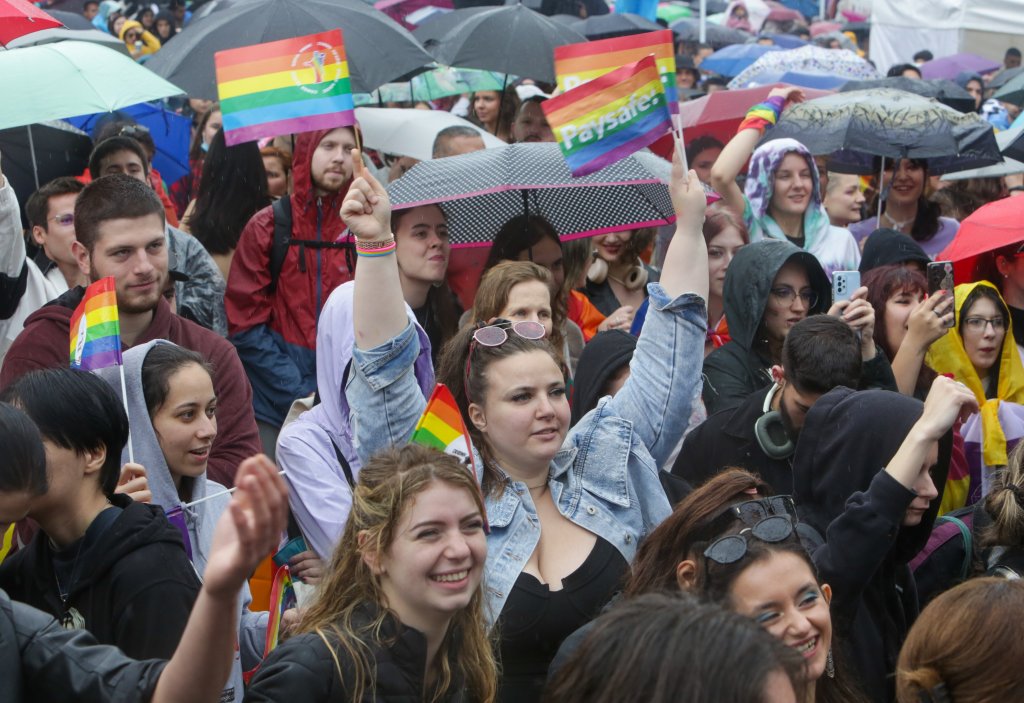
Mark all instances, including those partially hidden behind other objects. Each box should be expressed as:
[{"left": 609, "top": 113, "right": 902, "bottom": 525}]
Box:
[{"left": 340, "top": 150, "right": 709, "bottom": 701}]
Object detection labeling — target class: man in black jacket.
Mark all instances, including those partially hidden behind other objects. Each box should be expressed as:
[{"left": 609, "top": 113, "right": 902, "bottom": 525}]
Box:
[
  {"left": 0, "top": 368, "right": 200, "bottom": 659},
  {"left": 674, "top": 315, "right": 863, "bottom": 494}
]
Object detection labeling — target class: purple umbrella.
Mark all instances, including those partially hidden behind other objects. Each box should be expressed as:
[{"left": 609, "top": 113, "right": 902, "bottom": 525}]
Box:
[{"left": 920, "top": 52, "right": 1001, "bottom": 80}]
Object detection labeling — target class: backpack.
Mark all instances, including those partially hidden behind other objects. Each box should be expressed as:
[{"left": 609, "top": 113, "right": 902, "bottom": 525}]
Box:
[{"left": 267, "top": 197, "right": 354, "bottom": 294}]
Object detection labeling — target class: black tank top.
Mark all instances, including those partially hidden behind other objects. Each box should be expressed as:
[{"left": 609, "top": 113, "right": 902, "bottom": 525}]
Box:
[{"left": 496, "top": 536, "right": 628, "bottom": 703}]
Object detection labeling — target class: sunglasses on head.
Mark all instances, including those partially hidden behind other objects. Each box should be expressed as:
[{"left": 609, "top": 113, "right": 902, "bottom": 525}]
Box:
[
  {"left": 723, "top": 495, "right": 798, "bottom": 526},
  {"left": 463, "top": 319, "right": 547, "bottom": 401},
  {"left": 704, "top": 515, "right": 796, "bottom": 565}
]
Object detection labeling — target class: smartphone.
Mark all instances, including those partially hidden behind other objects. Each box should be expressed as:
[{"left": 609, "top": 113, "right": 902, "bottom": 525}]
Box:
[
  {"left": 927, "top": 260, "right": 956, "bottom": 329},
  {"left": 832, "top": 270, "right": 860, "bottom": 304}
]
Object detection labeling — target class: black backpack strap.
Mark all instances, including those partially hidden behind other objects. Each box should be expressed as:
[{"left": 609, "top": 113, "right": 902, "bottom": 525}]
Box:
[
  {"left": 268, "top": 197, "right": 292, "bottom": 295},
  {"left": 328, "top": 434, "right": 356, "bottom": 489}
]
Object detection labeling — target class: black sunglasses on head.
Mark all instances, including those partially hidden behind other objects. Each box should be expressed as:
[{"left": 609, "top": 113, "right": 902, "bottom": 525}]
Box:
[{"left": 703, "top": 515, "right": 797, "bottom": 565}]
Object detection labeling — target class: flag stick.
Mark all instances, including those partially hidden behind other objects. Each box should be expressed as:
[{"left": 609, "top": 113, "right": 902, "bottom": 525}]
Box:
[
  {"left": 183, "top": 470, "right": 288, "bottom": 509},
  {"left": 118, "top": 363, "right": 134, "bottom": 464},
  {"left": 672, "top": 115, "right": 689, "bottom": 173}
]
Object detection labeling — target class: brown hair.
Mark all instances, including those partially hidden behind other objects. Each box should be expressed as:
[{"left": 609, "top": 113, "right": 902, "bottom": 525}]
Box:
[
  {"left": 188, "top": 102, "right": 221, "bottom": 163},
  {"left": 26, "top": 177, "right": 85, "bottom": 230},
  {"left": 983, "top": 441, "right": 1024, "bottom": 547},
  {"left": 74, "top": 173, "right": 164, "bottom": 253},
  {"left": 259, "top": 145, "right": 292, "bottom": 173},
  {"left": 702, "top": 203, "right": 748, "bottom": 246},
  {"left": 625, "top": 469, "right": 770, "bottom": 597},
  {"left": 298, "top": 444, "right": 496, "bottom": 702},
  {"left": 897, "top": 578, "right": 1024, "bottom": 703},
  {"left": 469, "top": 261, "right": 565, "bottom": 361}
]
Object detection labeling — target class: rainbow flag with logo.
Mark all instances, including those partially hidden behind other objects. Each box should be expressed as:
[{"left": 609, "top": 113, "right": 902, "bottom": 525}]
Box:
[
  {"left": 215, "top": 29, "right": 356, "bottom": 146},
  {"left": 543, "top": 55, "right": 672, "bottom": 178},
  {"left": 69, "top": 276, "right": 121, "bottom": 371},
  {"left": 554, "top": 30, "right": 678, "bottom": 114}
]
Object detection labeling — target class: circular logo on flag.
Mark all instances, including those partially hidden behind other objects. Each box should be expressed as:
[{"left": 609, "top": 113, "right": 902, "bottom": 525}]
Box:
[{"left": 291, "top": 41, "right": 343, "bottom": 95}]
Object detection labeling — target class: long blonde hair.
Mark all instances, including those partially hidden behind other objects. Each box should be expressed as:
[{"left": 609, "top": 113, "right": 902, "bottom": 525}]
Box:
[{"left": 297, "top": 444, "right": 497, "bottom": 702}]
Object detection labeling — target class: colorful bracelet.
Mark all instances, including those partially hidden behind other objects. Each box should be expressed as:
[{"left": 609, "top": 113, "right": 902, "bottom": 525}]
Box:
[
  {"left": 737, "top": 95, "right": 786, "bottom": 136},
  {"left": 355, "top": 237, "right": 397, "bottom": 257}
]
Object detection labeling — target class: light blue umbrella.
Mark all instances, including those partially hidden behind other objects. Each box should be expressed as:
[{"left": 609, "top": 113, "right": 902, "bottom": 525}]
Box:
[{"left": 700, "top": 43, "right": 782, "bottom": 78}]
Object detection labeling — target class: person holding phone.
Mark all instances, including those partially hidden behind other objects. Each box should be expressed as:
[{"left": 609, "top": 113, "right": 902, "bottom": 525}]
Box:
[{"left": 925, "top": 281, "right": 1024, "bottom": 512}]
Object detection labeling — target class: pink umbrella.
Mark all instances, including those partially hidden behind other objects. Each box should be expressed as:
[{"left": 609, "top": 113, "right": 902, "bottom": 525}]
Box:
[
  {"left": 810, "top": 21, "right": 842, "bottom": 37},
  {"left": 764, "top": 1, "right": 803, "bottom": 23},
  {"left": 0, "top": 0, "right": 61, "bottom": 46}
]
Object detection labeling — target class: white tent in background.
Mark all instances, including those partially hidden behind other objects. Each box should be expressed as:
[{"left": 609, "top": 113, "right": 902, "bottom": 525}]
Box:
[{"left": 870, "top": 0, "right": 1024, "bottom": 75}]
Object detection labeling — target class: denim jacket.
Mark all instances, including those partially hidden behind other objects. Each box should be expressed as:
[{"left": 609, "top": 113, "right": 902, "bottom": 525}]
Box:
[{"left": 348, "top": 284, "right": 707, "bottom": 623}]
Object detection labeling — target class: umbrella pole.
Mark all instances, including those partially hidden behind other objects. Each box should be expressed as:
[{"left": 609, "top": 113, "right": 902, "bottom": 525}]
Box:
[
  {"left": 27, "top": 124, "right": 40, "bottom": 190},
  {"left": 876, "top": 155, "right": 885, "bottom": 222},
  {"left": 699, "top": 0, "right": 707, "bottom": 44}
]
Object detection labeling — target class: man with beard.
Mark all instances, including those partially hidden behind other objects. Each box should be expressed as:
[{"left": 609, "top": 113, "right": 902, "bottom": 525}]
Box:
[
  {"left": 226, "top": 127, "right": 357, "bottom": 457},
  {"left": 0, "top": 175, "right": 260, "bottom": 488},
  {"left": 512, "top": 91, "right": 555, "bottom": 144},
  {"left": 672, "top": 315, "right": 862, "bottom": 494}
]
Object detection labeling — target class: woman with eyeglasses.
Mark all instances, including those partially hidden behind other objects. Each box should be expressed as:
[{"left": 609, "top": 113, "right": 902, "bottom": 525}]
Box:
[
  {"left": 974, "top": 243, "right": 1024, "bottom": 360},
  {"left": 792, "top": 377, "right": 975, "bottom": 702},
  {"left": 341, "top": 150, "right": 709, "bottom": 701},
  {"left": 924, "top": 281, "right": 1024, "bottom": 512},
  {"left": 702, "top": 239, "right": 885, "bottom": 414}
]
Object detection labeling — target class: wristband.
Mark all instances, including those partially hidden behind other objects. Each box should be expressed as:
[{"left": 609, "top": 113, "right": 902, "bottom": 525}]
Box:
[
  {"left": 355, "top": 237, "right": 397, "bottom": 257},
  {"left": 737, "top": 95, "right": 786, "bottom": 136}
]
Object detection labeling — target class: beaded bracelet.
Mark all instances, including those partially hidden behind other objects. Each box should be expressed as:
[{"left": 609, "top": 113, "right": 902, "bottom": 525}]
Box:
[
  {"left": 737, "top": 95, "right": 786, "bottom": 136},
  {"left": 355, "top": 237, "right": 397, "bottom": 257}
]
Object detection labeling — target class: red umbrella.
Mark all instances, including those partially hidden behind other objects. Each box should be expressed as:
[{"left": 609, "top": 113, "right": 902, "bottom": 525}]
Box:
[
  {"left": 0, "top": 0, "right": 61, "bottom": 46},
  {"left": 938, "top": 196, "right": 1024, "bottom": 282}
]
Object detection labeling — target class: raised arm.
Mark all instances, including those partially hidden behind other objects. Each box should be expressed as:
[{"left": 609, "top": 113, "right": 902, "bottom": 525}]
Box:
[
  {"left": 708, "top": 87, "right": 804, "bottom": 217},
  {"left": 890, "top": 292, "right": 953, "bottom": 396}
]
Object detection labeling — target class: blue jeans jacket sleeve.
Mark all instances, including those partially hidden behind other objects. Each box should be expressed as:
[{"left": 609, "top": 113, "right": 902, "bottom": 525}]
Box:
[
  {"left": 348, "top": 322, "right": 427, "bottom": 464},
  {"left": 603, "top": 284, "right": 708, "bottom": 467}
]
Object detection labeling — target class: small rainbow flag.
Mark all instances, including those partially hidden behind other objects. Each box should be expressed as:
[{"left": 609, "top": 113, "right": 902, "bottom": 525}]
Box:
[
  {"left": 215, "top": 29, "right": 356, "bottom": 146},
  {"left": 410, "top": 384, "right": 476, "bottom": 472},
  {"left": 543, "top": 55, "right": 672, "bottom": 178},
  {"left": 69, "top": 276, "right": 122, "bottom": 371},
  {"left": 554, "top": 30, "right": 678, "bottom": 115}
]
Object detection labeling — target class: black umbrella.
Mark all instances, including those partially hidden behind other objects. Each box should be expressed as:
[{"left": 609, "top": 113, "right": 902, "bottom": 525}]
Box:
[
  {"left": 145, "top": 0, "right": 433, "bottom": 99},
  {"left": 669, "top": 19, "right": 749, "bottom": 48},
  {"left": 0, "top": 120, "right": 91, "bottom": 225},
  {"left": 988, "top": 66, "right": 1024, "bottom": 90},
  {"left": 993, "top": 72, "right": 1024, "bottom": 108},
  {"left": 429, "top": 5, "right": 587, "bottom": 83},
  {"left": 764, "top": 88, "right": 1001, "bottom": 175},
  {"left": 571, "top": 12, "right": 662, "bottom": 40},
  {"left": 387, "top": 143, "right": 675, "bottom": 248},
  {"left": 47, "top": 9, "right": 93, "bottom": 29},
  {"left": 840, "top": 76, "right": 976, "bottom": 113},
  {"left": 412, "top": 6, "right": 492, "bottom": 48}
]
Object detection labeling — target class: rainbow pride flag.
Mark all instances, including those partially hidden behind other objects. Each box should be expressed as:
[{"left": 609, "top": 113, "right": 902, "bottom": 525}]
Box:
[
  {"left": 554, "top": 30, "right": 678, "bottom": 114},
  {"left": 69, "top": 276, "right": 121, "bottom": 371},
  {"left": 215, "top": 29, "right": 356, "bottom": 146},
  {"left": 543, "top": 55, "right": 672, "bottom": 178},
  {"left": 410, "top": 384, "right": 476, "bottom": 472}
]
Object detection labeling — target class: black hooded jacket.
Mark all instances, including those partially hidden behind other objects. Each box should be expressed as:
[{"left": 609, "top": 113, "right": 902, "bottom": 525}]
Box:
[
  {"left": 570, "top": 330, "right": 637, "bottom": 426},
  {"left": 0, "top": 494, "right": 201, "bottom": 660},
  {"left": 703, "top": 240, "right": 897, "bottom": 414},
  {"left": 858, "top": 228, "right": 931, "bottom": 274},
  {"left": 793, "top": 388, "right": 952, "bottom": 702}
]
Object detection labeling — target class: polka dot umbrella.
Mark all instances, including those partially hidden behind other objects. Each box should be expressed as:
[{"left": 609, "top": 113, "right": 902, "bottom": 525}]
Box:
[{"left": 386, "top": 143, "right": 676, "bottom": 249}]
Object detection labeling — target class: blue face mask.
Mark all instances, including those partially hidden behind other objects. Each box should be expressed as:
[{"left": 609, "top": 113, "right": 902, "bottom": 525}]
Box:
[{"left": 200, "top": 141, "right": 209, "bottom": 153}]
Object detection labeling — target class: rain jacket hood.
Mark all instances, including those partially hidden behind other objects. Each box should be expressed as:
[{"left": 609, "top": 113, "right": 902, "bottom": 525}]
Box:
[
  {"left": 926, "top": 281, "right": 1024, "bottom": 469},
  {"left": 570, "top": 330, "right": 637, "bottom": 426},
  {"left": 721, "top": 238, "right": 830, "bottom": 351},
  {"left": 745, "top": 139, "right": 831, "bottom": 247},
  {"left": 793, "top": 386, "right": 952, "bottom": 564},
  {"left": 289, "top": 128, "right": 353, "bottom": 237},
  {"left": 858, "top": 228, "right": 931, "bottom": 274}
]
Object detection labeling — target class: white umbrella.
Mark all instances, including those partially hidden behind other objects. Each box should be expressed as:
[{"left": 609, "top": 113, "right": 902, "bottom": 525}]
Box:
[
  {"left": 4, "top": 27, "right": 130, "bottom": 55},
  {"left": 354, "top": 107, "right": 505, "bottom": 162}
]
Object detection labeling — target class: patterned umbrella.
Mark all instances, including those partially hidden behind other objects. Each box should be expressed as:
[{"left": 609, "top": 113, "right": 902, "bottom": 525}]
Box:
[
  {"left": 764, "top": 88, "right": 1001, "bottom": 175},
  {"left": 841, "top": 76, "right": 976, "bottom": 114},
  {"left": 386, "top": 143, "right": 676, "bottom": 248},
  {"left": 700, "top": 43, "right": 783, "bottom": 78},
  {"left": 728, "top": 45, "right": 878, "bottom": 89}
]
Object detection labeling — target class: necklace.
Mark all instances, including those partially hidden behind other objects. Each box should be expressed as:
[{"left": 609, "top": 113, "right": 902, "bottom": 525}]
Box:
[
  {"left": 53, "top": 538, "right": 85, "bottom": 626},
  {"left": 525, "top": 479, "right": 548, "bottom": 490},
  {"left": 882, "top": 211, "right": 914, "bottom": 231}
]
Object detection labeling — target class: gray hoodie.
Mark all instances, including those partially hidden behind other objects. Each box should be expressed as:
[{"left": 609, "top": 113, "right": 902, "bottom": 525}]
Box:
[{"left": 97, "top": 340, "right": 267, "bottom": 702}]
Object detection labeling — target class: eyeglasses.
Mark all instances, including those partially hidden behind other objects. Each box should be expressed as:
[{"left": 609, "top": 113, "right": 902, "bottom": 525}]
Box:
[
  {"left": 964, "top": 316, "right": 1006, "bottom": 333},
  {"left": 721, "top": 496, "right": 798, "bottom": 527},
  {"left": 703, "top": 515, "right": 796, "bottom": 565},
  {"left": 48, "top": 213, "right": 74, "bottom": 226},
  {"left": 464, "top": 319, "right": 547, "bottom": 401},
  {"left": 770, "top": 286, "right": 818, "bottom": 308}
]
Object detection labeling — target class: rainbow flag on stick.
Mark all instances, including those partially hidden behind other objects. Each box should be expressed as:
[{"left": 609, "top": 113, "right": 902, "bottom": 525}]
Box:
[
  {"left": 69, "top": 276, "right": 121, "bottom": 371},
  {"left": 215, "top": 29, "right": 356, "bottom": 146},
  {"left": 543, "top": 55, "right": 672, "bottom": 178},
  {"left": 554, "top": 30, "right": 679, "bottom": 114}
]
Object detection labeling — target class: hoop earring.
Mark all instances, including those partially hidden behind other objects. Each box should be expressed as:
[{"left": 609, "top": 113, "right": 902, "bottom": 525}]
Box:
[{"left": 587, "top": 253, "right": 608, "bottom": 285}]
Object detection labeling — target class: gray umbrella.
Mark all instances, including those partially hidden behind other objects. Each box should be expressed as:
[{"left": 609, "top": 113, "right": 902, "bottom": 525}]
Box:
[
  {"left": 429, "top": 5, "right": 587, "bottom": 84},
  {"left": 988, "top": 66, "right": 1024, "bottom": 90},
  {"left": 145, "top": 0, "right": 433, "bottom": 99},
  {"left": 412, "top": 6, "right": 492, "bottom": 48},
  {"left": 386, "top": 143, "right": 675, "bottom": 248},
  {"left": 840, "top": 76, "right": 976, "bottom": 113},
  {"left": 764, "top": 88, "right": 1001, "bottom": 175},
  {"left": 669, "top": 19, "right": 749, "bottom": 48},
  {"left": 993, "top": 72, "right": 1024, "bottom": 108},
  {"left": 571, "top": 13, "right": 663, "bottom": 40}
]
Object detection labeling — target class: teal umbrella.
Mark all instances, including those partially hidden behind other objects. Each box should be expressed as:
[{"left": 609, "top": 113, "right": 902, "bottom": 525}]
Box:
[
  {"left": 358, "top": 66, "right": 509, "bottom": 104},
  {"left": 0, "top": 41, "right": 184, "bottom": 130}
]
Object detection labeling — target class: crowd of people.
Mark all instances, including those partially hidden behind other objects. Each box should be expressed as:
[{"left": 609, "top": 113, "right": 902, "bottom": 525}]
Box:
[{"left": 6, "top": 0, "right": 1024, "bottom": 701}]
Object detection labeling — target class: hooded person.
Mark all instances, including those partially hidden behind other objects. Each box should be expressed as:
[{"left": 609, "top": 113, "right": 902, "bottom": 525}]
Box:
[
  {"left": 117, "top": 19, "right": 161, "bottom": 59},
  {"left": 96, "top": 340, "right": 267, "bottom": 703},
  {"left": 858, "top": 228, "right": 930, "bottom": 275},
  {"left": 226, "top": 127, "right": 358, "bottom": 440},
  {"left": 570, "top": 330, "right": 637, "bottom": 427},
  {"left": 153, "top": 10, "right": 177, "bottom": 45},
  {"left": 743, "top": 139, "right": 861, "bottom": 279},
  {"left": 925, "top": 281, "right": 1024, "bottom": 512},
  {"left": 274, "top": 282, "right": 435, "bottom": 560},
  {"left": 954, "top": 71, "right": 985, "bottom": 113},
  {"left": 793, "top": 384, "right": 959, "bottom": 703}
]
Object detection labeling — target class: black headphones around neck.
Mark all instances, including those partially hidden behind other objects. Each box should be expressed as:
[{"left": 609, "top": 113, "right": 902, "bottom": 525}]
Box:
[{"left": 754, "top": 384, "right": 796, "bottom": 460}]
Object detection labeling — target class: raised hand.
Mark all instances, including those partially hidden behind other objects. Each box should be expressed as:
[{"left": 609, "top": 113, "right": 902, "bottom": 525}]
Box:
[
  {"left": 767, "top": 86, "right": 805, "bottom": 106},
  {"left": 670, "top": 147, "right": 707, "bottom": 233},
  {"left": 916, "top": 375, "right": 979, "bottom": 442},
  {"left": 340, "top": 148, "right": 391, "bottom": 242},
  {"left": 906, "top": 290, "right": 954, "bottom": 351},
  {"left": 115, "top": 462, "right": 151, "bottom": 503}
]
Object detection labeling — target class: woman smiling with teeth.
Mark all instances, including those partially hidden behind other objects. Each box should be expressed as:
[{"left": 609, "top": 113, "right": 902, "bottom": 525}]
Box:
[{"left": 341, "top": 149, "right": 710, "bottom": 700}]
